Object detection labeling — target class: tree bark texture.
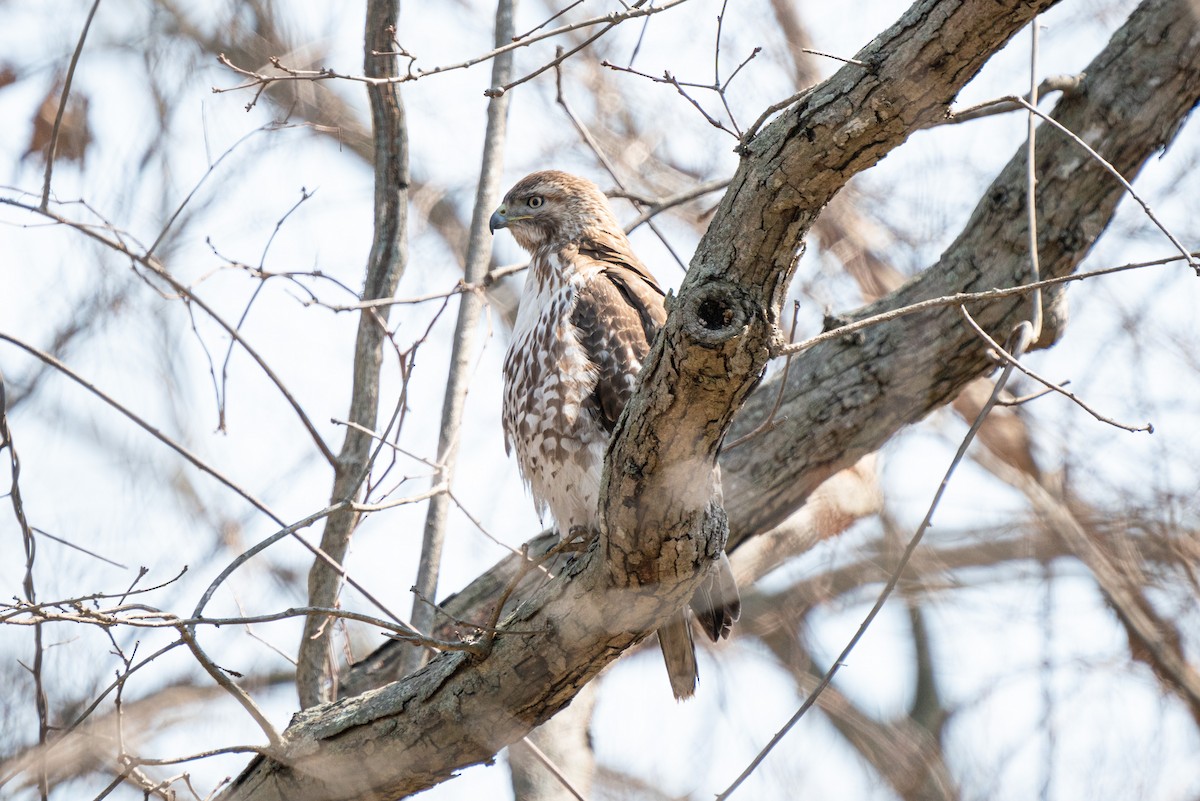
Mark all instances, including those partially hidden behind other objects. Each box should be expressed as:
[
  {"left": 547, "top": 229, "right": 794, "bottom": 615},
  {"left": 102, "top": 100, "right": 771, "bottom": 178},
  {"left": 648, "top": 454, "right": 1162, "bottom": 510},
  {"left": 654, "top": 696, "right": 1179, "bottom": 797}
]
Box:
[{"left": 221, "top": 0, "right": 1199, "bottom": 798}]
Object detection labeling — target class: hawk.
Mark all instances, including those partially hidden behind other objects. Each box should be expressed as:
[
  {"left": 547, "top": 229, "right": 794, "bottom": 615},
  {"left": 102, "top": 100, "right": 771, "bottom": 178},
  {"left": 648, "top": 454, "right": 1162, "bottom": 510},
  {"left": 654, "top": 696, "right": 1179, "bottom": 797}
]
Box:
[{"left": 490, "top": 170, "right": 739, "bottom": 699}]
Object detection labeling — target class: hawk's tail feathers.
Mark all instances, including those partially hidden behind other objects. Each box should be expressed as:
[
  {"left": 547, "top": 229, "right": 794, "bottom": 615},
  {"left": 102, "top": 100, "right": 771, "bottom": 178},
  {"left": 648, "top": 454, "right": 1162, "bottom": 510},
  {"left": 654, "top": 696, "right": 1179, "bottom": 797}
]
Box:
[
  {"left": 656, "top": 612, "right": 698, "bottom": 701},
  {"left": 691, "top": 551, "right": 742, "bottom": 643}
]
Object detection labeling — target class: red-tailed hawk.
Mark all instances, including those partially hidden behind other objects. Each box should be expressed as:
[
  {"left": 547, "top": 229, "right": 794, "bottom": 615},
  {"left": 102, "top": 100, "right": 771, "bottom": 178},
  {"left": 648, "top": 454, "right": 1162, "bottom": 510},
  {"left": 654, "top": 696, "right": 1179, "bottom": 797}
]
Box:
[{"left": 490, "top": 170, "right": 739, "bottom": 699}]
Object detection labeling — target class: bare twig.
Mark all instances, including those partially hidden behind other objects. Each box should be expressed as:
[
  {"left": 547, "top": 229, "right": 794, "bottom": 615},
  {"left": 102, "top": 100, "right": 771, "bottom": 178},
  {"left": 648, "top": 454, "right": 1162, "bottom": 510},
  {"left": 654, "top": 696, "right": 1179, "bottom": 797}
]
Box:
[
  {"left": 600, "top": 58, "right": 748, "bottom": 138},
  {"left": 0, "top": 332, "right": 284, "bottom": 522},
  {"left": 513, "top": 0, "right": 584, "bottom": 41},
  {"left": 555, "top": 53, "right": 689, "bottom": 270},
  {"left": 331, "top": 417, "right": 441, "bottom": 469},
  {"left": 600, "top": 0, "right": 762, "bottom": 139},
  {"left": 2, "top": 370, "right": 49, "bottom": 799},
  {"left": 211, "top": 0, "right": 694, "bottom": 100},
  {"left": 958, "top": 306, "right": 1152, "bottom": 433},
  {"left": 148, "top": 124, "right": 282, "bottom": 259},
  {"left": 718, "top": 322, "right": 1037, "bottom": 800},
  {"left": 405, "top": 0, "right": 516, "bottom": 677},
  {"left": 482, "top": 261, "right": 530, "bottom": 285},
  {"left": 480, "top": 535, "right": 585, "bottom": 653},
  {"left": 517, "top": 736, "right": 589, "bottom": 801},
  {"left": 4, "top": 600, "right": 479, "bottom": 652},
  {"left": 738, "top": 88, "right": 810, "bottom": 151},
  {"left": 31, "top": 526, "right": 128, "bottom": 569},
  {"left": 614, "top": 177, "right": 730, "bottom": 232},
  {"left": 0, "top": 569, "right": 187, "bottom": 623},
  {"left": 951, "top": 94, "right": 1197, "bottom": 272},
  {"left": 799, "top": 47, "right": 867, "bottom": 67},
  {"left": 0, "top": 197, "right": 338, "bottom": 465},
  {"left": 772, "top": 252, "right": 1200, "bottom": 358},
  {"left": 215, "top": 187, "right": 318, "bottom": 430},
  {"left": 40, "top": 0, "right": 102, "bottom": 210},
  {"left": 941, "top": 73, "right": 1084, "bottom": 126},
  {"left": 487, "top": 0, "right": 693, "bottom": 97},
  {"left": 447, "top": 489, "right": 526, "bottom": 556},
  {"left": 177, "top": 620, "right": 283, "bottom": 748},
  {"left": 1024, "top": 21, "right": 1044, "bottom": 343},
  {"left": 997, "top": 382, "right": 1066, "bottom": 406},
  {"left": 353, "top": 482, "right": 448, "bottom": 512}
]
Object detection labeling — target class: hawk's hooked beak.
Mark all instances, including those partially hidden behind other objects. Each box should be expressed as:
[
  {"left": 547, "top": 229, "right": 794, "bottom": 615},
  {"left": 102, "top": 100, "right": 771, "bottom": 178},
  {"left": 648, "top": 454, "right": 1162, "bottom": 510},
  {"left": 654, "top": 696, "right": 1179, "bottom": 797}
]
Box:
[{"left": 488, "top": 208, "right": 507, "bottom": 234}]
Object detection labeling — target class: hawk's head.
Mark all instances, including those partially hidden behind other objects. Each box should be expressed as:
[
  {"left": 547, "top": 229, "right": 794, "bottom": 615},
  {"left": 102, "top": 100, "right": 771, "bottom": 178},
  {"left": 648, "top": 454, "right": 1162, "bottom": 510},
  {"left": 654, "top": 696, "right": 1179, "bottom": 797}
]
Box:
[{"left": 489, "top": 170, "right": 620, "bottom": 251}]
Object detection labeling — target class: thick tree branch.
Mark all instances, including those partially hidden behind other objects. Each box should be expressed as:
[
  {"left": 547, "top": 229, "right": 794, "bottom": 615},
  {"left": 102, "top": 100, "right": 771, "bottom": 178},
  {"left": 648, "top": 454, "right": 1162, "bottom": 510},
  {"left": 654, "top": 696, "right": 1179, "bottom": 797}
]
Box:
[{"left": 219, "top": 0, "right": 1200, "bottom": 797}]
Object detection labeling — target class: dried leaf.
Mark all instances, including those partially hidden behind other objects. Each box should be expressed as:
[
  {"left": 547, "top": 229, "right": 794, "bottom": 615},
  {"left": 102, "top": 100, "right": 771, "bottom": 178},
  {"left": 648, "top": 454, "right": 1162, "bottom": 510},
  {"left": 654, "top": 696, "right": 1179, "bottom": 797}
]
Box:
[{"left": 23, "top": 78, "right": 92, "bottom": 166}]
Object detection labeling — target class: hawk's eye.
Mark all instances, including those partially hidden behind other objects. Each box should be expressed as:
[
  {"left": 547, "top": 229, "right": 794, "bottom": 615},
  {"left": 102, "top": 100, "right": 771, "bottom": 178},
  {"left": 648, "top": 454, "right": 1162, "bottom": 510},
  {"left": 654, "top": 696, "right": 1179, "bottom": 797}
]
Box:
[{"left": 528, "top": 196, "right": 544, "bottom": 209}]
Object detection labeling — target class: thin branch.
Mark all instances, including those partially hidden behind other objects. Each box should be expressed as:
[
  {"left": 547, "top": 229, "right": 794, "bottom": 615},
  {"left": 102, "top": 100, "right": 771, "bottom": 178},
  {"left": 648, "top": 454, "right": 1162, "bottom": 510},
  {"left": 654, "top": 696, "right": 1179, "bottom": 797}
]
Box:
[
  {"left": 0, "top": 568, "right": 187, "bottom": 623},
  {"left": 331, "top": 417, "right": 442, "bottom": 469},
  {"left": 738, "top": 88, "right": 811, "bottom": 151},
  {"left": 147, "top": 124, "right": 279, "bottom": 259},
  {"left": 188, "top": 500, "right": 422, "bottom": 653},
  {"left": 941, "top": 73, "right": 1084, "bottom": 126},
  {"left": 123, "top": 745, "right": 272, "bottom": 767},
  {"left": 320, "top": 283, "right": 467, "bottom": 311},
  {"left": 0, "top": 332, "right": 284, "bottom": 523},
  {"left": 482, "top": 261, "right": 529, "bottom": 285},
  {"left": 1025, "top": 20, "right": 1044, "bottom": 343},
  {"left": 176, "top": 622, "right": 282, "bottom": 748},
  {"left": 447, "top": 489, "right": 527, "bottom": 556},
  {"left": 773, "top": 252, "right": 1199, "bottom": 358},
  {"left": 954, "top": 94, "right": 1197, "bottom": 272},
  {"left": 5, "top": 602, "right": 479, "bottom": 651},
  {"left": 32, "top": 526, "right": 128, "bottom": 569},
  {"left": 613, "top": 177, "right": 730, "bottom": 232},
  {"left": 40, "top": 0, "right": 101, "bottom": 210},
  {"left": 997, "top": 382, "right": 1066, "bottom": 406},
  {"left": 215, "top": 189, "right": 318, "bottom": 431},
  {"left": 600, "top": 60, "right": 739, "bottom": 137},
  {"left": 958, "top": 306, "right": 1152, "bottom": 433},
  {"left": 406, "top": 0, "right": 516, "bottom": 676},
  {"left": 353, "top": 482, "right": 448, "bottom": 512},
  {"left": 556, "top": 52, "right": 689, "bottom": 270},
  {"left": 799, "top": 47, "right": 867, "bottom": 67},
  {"left": 210, "top": 0, "right": 694, "bottom": 100},
  {"left": 517, "top": 737, "right": 589, "bottom": 801},
  {"left": 3, "top": 369, "right": 49, "bottom": 800},
  {"left": 488, "top": 0, "right": 687, "bottom": 97},
  {"left": 36, "top": 640, "right": 185, "bottom": 782},
  {"left": 513, "top": 0, "right": 584, "bottom": 41},
  {"left": 0, "top": 197, "right": 338, "bottom": 465},
  {"left": 718, "top": 323, "right": 1037, "bottom": 800}
]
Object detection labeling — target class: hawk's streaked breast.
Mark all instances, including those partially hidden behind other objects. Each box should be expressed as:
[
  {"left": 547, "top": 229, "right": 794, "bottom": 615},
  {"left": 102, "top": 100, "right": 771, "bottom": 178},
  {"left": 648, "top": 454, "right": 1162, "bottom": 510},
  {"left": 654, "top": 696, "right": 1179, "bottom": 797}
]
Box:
[{"left": 502, "top": 247, "right": 611, "bottom": 531}]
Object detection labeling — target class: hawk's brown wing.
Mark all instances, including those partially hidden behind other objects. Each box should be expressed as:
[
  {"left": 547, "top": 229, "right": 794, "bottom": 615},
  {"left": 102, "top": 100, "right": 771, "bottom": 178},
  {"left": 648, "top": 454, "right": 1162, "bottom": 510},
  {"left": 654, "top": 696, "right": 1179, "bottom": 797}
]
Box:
[
  {"left": 578, "top": 234, "right": 660, "bottom": 289},
  {"left": 571, "top": 258, "right": 667, "bottom": 432}
]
